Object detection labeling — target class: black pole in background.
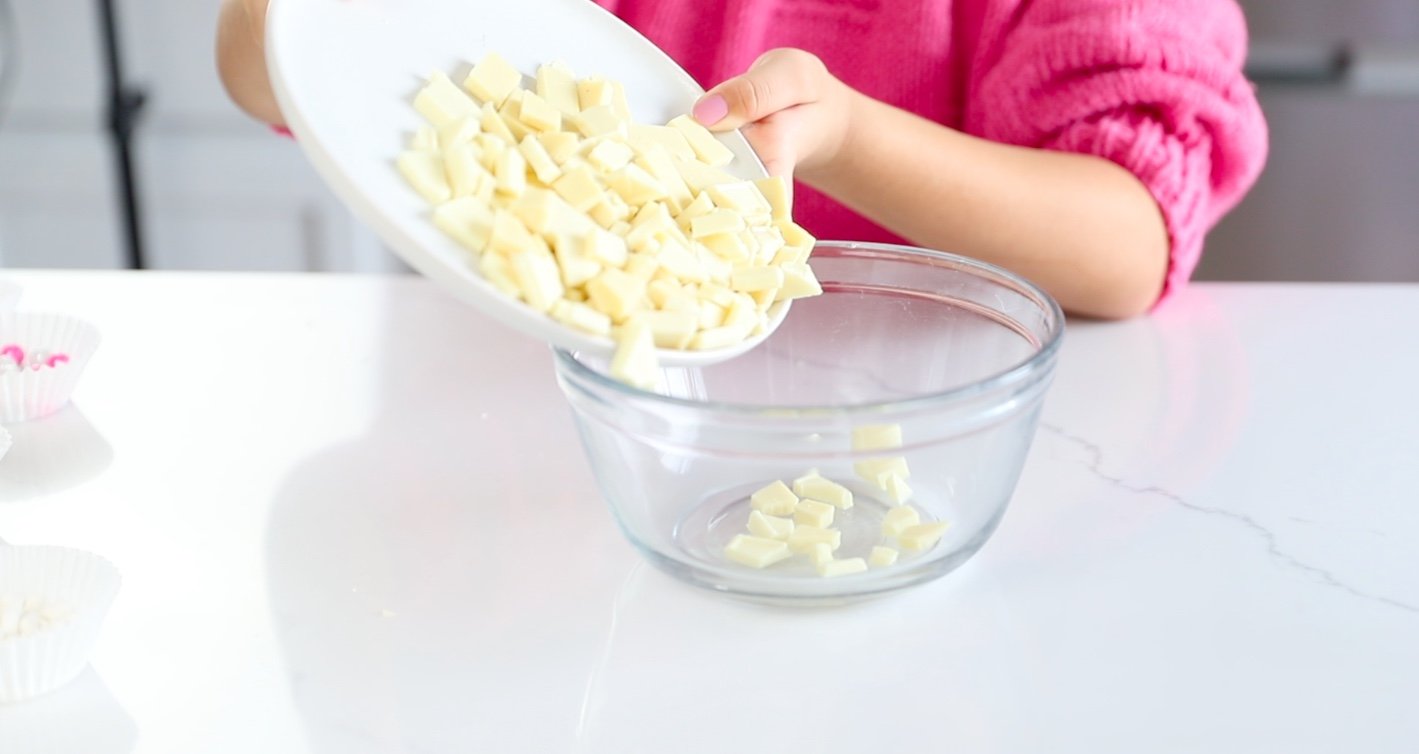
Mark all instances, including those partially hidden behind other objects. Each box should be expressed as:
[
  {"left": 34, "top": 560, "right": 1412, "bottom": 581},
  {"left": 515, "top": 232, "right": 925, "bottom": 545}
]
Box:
[{"left": 95, "top": 0, "right": 147, "bottom": 270}]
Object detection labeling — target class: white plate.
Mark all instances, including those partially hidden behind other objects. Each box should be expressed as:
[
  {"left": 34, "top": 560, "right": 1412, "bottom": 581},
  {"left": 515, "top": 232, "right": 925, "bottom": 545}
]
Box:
[{"left": 265, "top": 0, "right": 785, "bottom": 366}]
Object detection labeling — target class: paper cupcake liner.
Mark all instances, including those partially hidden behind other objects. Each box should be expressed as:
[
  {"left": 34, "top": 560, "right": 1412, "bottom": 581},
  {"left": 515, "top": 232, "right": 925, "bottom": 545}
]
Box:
[
  {"left": 0, "top": 281, "right": 21, "bottom": 312},
  {"left": 0, "top": 546, "right": 122, "bottom": 703},
  {"left": 0, "top": 313, "right": 102, "bottom": 423}
]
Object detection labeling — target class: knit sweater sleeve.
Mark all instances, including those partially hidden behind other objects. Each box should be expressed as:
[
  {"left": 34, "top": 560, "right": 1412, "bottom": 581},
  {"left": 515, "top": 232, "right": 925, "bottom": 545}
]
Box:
[{"left": 966, "top": 0, "right": 1268, "bottom": 305}]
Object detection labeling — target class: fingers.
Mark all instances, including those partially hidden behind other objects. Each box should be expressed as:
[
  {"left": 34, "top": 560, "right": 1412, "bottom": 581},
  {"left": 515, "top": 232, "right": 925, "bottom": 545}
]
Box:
[{"left": 693, "top": 49, "right": 828, "bottom": 132}]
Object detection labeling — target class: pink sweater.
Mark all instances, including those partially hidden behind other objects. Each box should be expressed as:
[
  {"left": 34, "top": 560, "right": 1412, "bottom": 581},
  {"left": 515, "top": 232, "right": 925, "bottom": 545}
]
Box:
[{"left": 597, "top": 0, "right": 1268, "bottom": 302}]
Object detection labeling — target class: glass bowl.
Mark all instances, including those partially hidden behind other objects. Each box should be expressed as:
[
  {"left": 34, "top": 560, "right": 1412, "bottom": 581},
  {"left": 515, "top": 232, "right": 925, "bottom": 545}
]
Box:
[{"left": 553, "top": 241, "right": 1064, "bottom": 603}]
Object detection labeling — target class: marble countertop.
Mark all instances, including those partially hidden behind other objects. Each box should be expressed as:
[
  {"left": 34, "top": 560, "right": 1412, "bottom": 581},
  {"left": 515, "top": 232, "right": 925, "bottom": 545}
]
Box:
[{"left": 0, "top": 271, "right": 1414, "bottom": 752}]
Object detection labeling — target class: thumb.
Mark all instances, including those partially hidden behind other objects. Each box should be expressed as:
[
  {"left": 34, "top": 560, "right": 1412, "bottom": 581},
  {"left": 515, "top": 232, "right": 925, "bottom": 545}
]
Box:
[{"left": 692, "top": 49, "right": 827, "bottom": 132}]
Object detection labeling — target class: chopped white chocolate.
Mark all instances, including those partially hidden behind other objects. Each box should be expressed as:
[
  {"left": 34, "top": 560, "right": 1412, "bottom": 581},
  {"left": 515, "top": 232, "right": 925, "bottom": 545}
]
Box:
[
  {"left": 723, "top": 534, "right": 792, "bottom": 569},
  {"left": 487, "top": 210, "right": 537, "bottom": 256},
  {"left": 667, "top": 114, "right": 735, "bottom": 167},
  {"left": 609, "top": 318, "right": 657, "bottom": 389},
  {"left": 881, "top": 472, "right": 913, "bottom": 504},
  {"left": 478, "top": 252, "right": 521, "bottom": 297},
  {"left": 791, "top": 473, "right": 853, "bottom": 510},
  {"left": 609, "top": 80, "right": 632, "bottom": 120},
  {"left": 397, "top": 151, "right": 452, "bottom": 204},
  {"left": 855, "top": 457, "right": 911, "bottom": 486},
  {"left": 433, "top": 197, "right": 494, "bottom": 253},
  {"left": 853, "top": 424, "right": 904, "bottom": 451},
  {"left": 607, "top": 164, "right": 667, "bottom": 205},
  {"left": 586, "top": 268, "right": 644, "bottom": 322},
  {"left": 576, "top": 76, "right": 616, "bottom": 111},
  {"left": 463, "top": 52, "right": 523, "bottom": 105},
  {"left": 808, "top": 542, "right": 835, "bottom": 567},
  {"left": 494, "top": 147, "right": 527, "bottom": 197},
  {"left": 700, "top": 232, "right": 751, "bottom": 263},
  {"left": 690, "top": 209, "right": 746, "bottom": 238},
  {"left": 550, "top": 299, "right": 612, "bottom": 336},
  {"left": 776, "top": 261, "right": 823, "bottom": 301},
  {"left": 573, "top": 104, "right": 626, "bottom": 139},
  {"left": 787, "top": 525, "right": 841, "bottom": 553},
  {"left": 444, "top": 143, "right": 489, "bottom": 198},
  {"left": 550, "top": 236, "right": 601, "bottom": 287},
  {"left": 817, "top": 557, "right": 868, "bottom": 578},
  {"left": 583, "top": 227, "right": 629, "bottom": 267},
  {"left": 518, "top": 91, "right": 563, "bottom": 133},
  {"left": 635, "top": 310, "right": 698, "bottom": 349},
  {"left": 899, "top": 522, "right": 949, "bottom": 552},
  {"left": 730, "top": 266, "right": 785, "bottom": 293},
  {"left": 586, "top": 139, "right": 636, "bottom": 173},
  {"left": 535, "top": 62, "right": 580, "bottom": 114},
  {"left": 552, "top": 165, "right": 604, "bottom": 212},
  {"left": 747, "top": 510, "right": 795, "bottom": 540},
  {"left": 749, "top": 480, "right": 799, "bottom": 516},
  {"left": 707, "top": 182, "right": 772, "bottom": 215},
  {"left": 415, "top": 71, "right": 479, "bottom": 127},
  {"left": 628, "top": 123, "right": 696, "bottom": 161},
  {"left": 868, "top": 546, "right": 899, "bottom": 568},
  {"left": 509, "top": 250, "right": 564, "bottom": 312},
  {"left": 479, "top": 101, "right": 518, "bottom": 142},
  {"left": 755, "top": 176, "right": 793, "bottom": 222},
  {"left": 437, "top": 116, "right": 482, "bottom": 149},
  {"left": 881, "top": 505, "right": 921, "bottom": 538},
  {"left": 793, "top": 499, "right": 836, "bottom": 528},
  {"left": 538, "top": 131, "right": 581, "bottom": 164}
]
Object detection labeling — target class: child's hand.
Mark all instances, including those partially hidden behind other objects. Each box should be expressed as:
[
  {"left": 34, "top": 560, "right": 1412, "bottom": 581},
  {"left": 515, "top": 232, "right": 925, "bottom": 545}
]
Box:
[{"left": 692, "top": 49, "right": 855, "bottom": 180}]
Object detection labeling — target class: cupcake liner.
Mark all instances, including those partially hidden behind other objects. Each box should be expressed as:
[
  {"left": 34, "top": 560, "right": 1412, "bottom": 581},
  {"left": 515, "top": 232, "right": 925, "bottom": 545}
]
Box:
[
  {"left": 0, "top": 281, "right": 21, "bottom": 312},
  {"left": 0, "top": 312, "right": 102, "bottom": 423},
  {"left": 0, "top": 546, "right": 122, "bottom": 703}
]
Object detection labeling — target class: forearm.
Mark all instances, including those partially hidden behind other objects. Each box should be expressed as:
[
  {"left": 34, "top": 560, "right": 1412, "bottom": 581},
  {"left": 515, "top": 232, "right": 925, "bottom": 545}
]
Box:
[
  {"left": 803, "top": 92, "right": 1169, "bottom": 319},
  {"left": 216, "top": 0, "right": 284, "bottom": 126}
]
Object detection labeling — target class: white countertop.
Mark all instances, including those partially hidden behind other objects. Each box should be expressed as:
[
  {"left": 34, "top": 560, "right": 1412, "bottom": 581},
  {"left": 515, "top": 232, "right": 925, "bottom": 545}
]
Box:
[{"left": 0, "top": 271, "right": 1414, "bottom": 753}]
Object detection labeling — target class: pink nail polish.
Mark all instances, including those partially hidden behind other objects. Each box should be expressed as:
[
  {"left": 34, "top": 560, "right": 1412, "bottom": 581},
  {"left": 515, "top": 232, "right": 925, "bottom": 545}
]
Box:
[{"left": 693, "top": 95, "right": 728, "bottom": 126}]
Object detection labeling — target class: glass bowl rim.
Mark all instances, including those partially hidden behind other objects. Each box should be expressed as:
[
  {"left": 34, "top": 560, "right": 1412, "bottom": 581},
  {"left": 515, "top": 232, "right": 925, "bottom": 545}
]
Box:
[{"left": 553, "top": 240, "right": 1066, "bottom": 417}]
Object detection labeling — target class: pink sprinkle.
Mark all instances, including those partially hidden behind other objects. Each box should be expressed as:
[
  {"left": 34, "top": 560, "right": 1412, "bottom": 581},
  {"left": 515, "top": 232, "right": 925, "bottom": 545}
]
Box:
[
  {"left": 46, "top": 354, "right": 70, "bottom": 367},
  {"left": 0, "top": 345, "right": 23, "bottom": 365}
]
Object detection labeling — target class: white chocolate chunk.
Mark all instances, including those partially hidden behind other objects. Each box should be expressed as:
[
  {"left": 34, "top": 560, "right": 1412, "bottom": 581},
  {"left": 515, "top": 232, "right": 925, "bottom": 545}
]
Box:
[
  {"left": 607, "top": 164, "right": 667, "bottom": 205},
  {"left": 628, "top": 124, "right": 696, "bottom": 161},
  {"left": 792, "top": 473, "right": 853, "bottom": 510},
  {"left": 438, "top": 116, "right": 482, "bottom": 149},
  {"left": 793, "top": 498, "right": 836, "bottom": 529},
  {"left": 634, "top": 310, "right": 698, "bottom": 349},
  {"left": 550, "top": 299, "right": 612, "bottom": 336},
  {"left": 853, "top": 424, "right": 904, "bottom": 451},
  {"left": 550, "top": 236, "right": 602, "bottom": 287},
  {"left": 747, "top": 510, "right": 795, "bottom": 540},
  {"left": 433, "top": 197, "right": 494, "bottom": 253},
  {"left": 610, "top": 318, "right": 658, "bottom": 389},
  {"left": 701, "top": 232, "right": 751, "bottom": 263},
  {"left": 749, "top": 480, "right": 798, "bottom": 516},
  {"left": 535, "top": 62, "right": 580, "bottom": 114},
  {"left": 707, "top": 181, "right": 772, "bottom": 215},
  {"left": 654, "top": 239, "right": 707, "bottom": 284},
  {"left": 690, "top": 209, "right": 747, "bottom": 238},
  {"left": 487, "top": 210, "right": 537, "bottom": 256},
  {"left": 868, "top": 546, "right": 899, "bottom": 568},
  {"left": 552, "top": 165, "right": 604, "bottom": 212},
  {"left": 397, "top": 151, "right": 452, "bottom": 204},
  {"left": 494, "top": 146, "right": 527, "bottom": 197},
  {"left": 667, "top": 114, "right": 735, "bottom": 167},
  {"left": 479, "top": 101, "right": 518, "bottom": 143},
  {"left": 463, "top": 52, "right": 524, "bottom": 105},
  {"left": 855, "top": 457, "right": 911, "bottom": 486},
  {"left": 518, "top": 135, "right": 562, "bottom": 184},
  {"left": 586, "top": 268, "right": 645, "bottom": 322},
  {"left": 539, "top": 131, "right": 581, "bottom": 164},
  {"left": 787, "top": 525, "right": 841, "bottom": 553},
  {"left": 723, "top": 534, "right": 791, "bottom": 569},
  {"left": 672, "top": 155, "right": 736, "bottom": 193},
  {"left": 478, "top": 252, "right": 521, "bottom": 297},
  {"left": 587, "top": 139, "right": 636, "bottom": 173},
  {"left": 776, "top": 261, "right": 823, "bottom": 301},
  {"left": 899, "top": 522, "right": 950, "bottom": 552},
  {"left": 509, "top": 251, "right": 564, "bottom": 312},
  {"left": 444, "top": 143, "right": 491, "bottom": 198},
  {"left": 755, "top": 176, "right": 793, "bottom": 222},
  {"left": 518, "top": 90, "right": 563, "bottom": 133},
  {"left": 609, "top": 80, "right": 632, "bottom": 121},
  {"left": 808, "top": 542, "right": 835, "bottom": 567},
  {"left": 584, "top": 227, "right": 629, "bottom": 267},
  {"left": 817, "top": 557, "right": 868, "bottom": 578},
  {"left": 573, "top": 104, "right": 626, "bottom": 139},
  {"left": 881, "top": 505, "right": 921, "bottom": 538},
  {"left": 881, "top": 472, "right": 913, "bottom": 504},
  {"left": 730, "top": 266, "right": 785, "bottom": 293},
  {"left": 415, "top": 71, "right": 479, "bottom": 127},
  {"left": 576, "top": 76, "right": 616, "bottom": 110}
]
